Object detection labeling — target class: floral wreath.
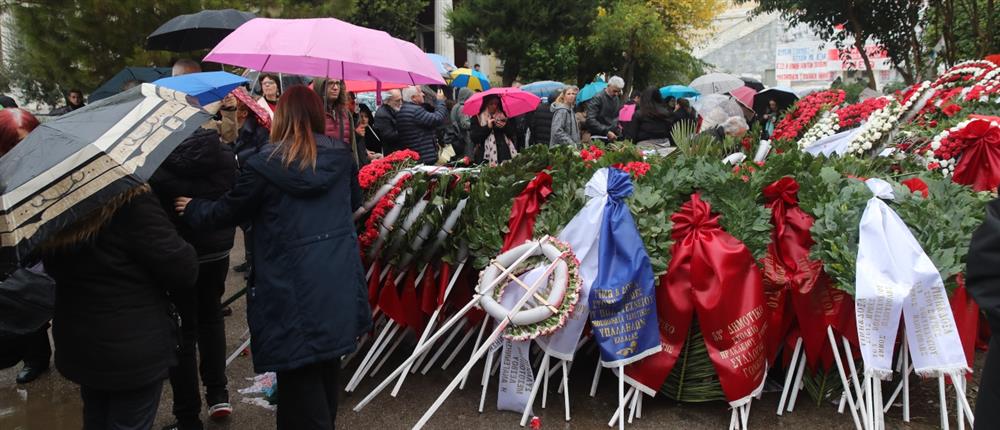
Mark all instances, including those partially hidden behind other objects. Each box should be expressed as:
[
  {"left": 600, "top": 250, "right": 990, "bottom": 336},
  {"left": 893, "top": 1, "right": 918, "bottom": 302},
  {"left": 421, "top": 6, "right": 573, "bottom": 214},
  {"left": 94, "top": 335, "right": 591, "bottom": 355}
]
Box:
[
  {"left": 359, "top": 150, "right": 419, "bottom": 196},
  {"left": 478, "top": 237, "right": 583, "bottom": 341},
  {"left": 359, "top": 173, "right": 413, "bottom": 252},
  {"left": 921, "top": 117, "right": 1000, "bottom": 177},
  {"left": 931, "top": 60, "right": 997, "bottom": 88},
  {"left": 771, "top": 89, "right": 845, "bottom": 143},
  {"left": 845, "top": 82, "right": 932, "bottom": 156}
]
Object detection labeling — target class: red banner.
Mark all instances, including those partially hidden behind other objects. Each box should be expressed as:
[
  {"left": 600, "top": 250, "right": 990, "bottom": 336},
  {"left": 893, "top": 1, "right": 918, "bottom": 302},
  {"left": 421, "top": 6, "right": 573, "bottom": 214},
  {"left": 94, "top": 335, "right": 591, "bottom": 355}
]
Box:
[{"left": 626, "top": 194, "right": 767, "bottom": 403}]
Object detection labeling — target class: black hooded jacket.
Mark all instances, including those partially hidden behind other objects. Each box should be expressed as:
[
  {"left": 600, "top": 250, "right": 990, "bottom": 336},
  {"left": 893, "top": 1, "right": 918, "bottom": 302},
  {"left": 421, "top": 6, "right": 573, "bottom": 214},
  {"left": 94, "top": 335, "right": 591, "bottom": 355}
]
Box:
[
  {"left": 43, "top": 187, "right": 198, "bottom": 390},
  {"left": 149, "top": 127, "right": 237, "bottom": 258}
]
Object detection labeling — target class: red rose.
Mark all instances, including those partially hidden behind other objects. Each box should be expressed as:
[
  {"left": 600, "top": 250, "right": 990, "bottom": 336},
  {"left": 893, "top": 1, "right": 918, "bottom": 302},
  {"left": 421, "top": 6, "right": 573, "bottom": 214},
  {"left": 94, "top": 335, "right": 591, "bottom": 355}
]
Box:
[{"left": 901, "top": 177, "right": 930, "bottom": 198}]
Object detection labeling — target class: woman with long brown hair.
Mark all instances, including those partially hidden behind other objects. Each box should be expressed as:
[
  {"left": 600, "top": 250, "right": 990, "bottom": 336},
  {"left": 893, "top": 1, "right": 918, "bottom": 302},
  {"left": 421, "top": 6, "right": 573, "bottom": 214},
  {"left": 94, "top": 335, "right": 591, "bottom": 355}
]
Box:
[
  {"left": 175, "top": 85, "right": 368, "bottom": 430},
  {"left": 312, "top": 78, "right": 370, "bottom": 168}
]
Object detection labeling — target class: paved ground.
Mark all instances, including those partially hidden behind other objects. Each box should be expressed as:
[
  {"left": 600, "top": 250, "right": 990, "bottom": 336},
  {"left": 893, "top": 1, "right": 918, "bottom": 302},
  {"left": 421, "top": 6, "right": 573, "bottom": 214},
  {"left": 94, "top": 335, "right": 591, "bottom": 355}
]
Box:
[{"left": 0, "top": 234, "right": 984, "bottom": 429}]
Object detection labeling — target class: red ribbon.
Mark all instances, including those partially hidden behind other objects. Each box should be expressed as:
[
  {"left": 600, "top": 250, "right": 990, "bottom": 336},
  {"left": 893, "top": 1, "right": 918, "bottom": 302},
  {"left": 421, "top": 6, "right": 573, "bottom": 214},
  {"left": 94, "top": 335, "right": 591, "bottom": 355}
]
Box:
[
  {"left": 760, "top": 177, "right": 856, "bottom": 371},
  {"left": 433, "top": 263, "right": 453, "bottom": 311},
  {"left": 368, "top": 259, "right": 383, "bottom": 311},
  {"left": 377, "top": 268, "right": 405, "bottom": 326},
  {"left": 950, "top": 276, "right": 980, "bottom": 370},
  {"left": 501, "top": 171, "right": 553, "bottom": 252},
  {"left": 949, "top": 119, "right": 1000, "bottom": 192},
  {"left": 626, "top": 194, "right": 767, "bottom": 402},
  {"left": 400, "top": 268, "right": 427, "bottom": 335},
  {"left": 420, "top": 265, "right": 440, "bottom": 316}
]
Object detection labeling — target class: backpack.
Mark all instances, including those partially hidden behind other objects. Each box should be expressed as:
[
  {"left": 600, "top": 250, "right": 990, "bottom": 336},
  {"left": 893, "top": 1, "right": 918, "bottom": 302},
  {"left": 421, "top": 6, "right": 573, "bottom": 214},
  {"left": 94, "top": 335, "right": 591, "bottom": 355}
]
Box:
[{"left": 442, "top": 121, "right": 471, "bottom": 160}]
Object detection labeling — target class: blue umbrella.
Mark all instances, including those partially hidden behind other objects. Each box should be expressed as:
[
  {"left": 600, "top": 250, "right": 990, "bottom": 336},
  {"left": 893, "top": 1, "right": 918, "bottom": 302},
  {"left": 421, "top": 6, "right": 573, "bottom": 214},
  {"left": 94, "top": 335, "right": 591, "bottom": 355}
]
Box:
[
  {"left": 659, "top": 85, "right": 700, "bottom": 100},
  {"left": 154, "top": 71, "right": 248, "bottom": 106},
  {"left": 426, "top": 53, "right": 457, "bottom": 77},
  {"left": 90, "top": 67, "right": 172, "bottom": 102},
  {"left": 577, "top": 80, "right": 607, "bottom": 105},
  {"left": 521, "top": 81, "right": 565, "bottom": 97}
]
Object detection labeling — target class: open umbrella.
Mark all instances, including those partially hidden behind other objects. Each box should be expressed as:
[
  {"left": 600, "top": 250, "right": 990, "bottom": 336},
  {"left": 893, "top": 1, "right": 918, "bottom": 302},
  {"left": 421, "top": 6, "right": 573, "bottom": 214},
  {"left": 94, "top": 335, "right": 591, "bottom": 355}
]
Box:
[
  {"left": 426, "top": 53, "right": 457, "bottom": 78},
  {"left": 728, "top": 86, "right": 757, "bottom": 111},
  {"left": 740, "top": 77, "right": 765, "bottom": 92},
  {"left": 753, "top": 87, "right": 799, "bottom": 114},
  {"left": 461, "top": 87, "right": 540, "bottom": 118},
  {"left": 619, "top": 104, "right": 636, "bottom": 122},
  {"left": 0, "top": 84, "right": 210, "bottom": 260},
  {"left": 154, "top": 71, "right": 248, "bottom": 106},
  {"left": 147, "top": 9, "right": 255, "bottom": 52},
  {"left": 659, "top": 85, "right": 700, "bottom": 100},
  {"left": 689, "top": 72, "right": 744, "bottom": 95},
  {"left": 694, "top": 93, "right": 744, "bottom": 130},
  {"left": 450, "top": 68, "right": 491, "bottom": 91},
  {"left": 521, "top": 81, "right": 565, "bottom": 98},
  {"left": 205, "top": 18, "right": 444, "bottom": 86},
  {"left": 577, "top": 80, "right": 608, "bottom": 105},
  {"left": 89, "top": 67, "right": 172, "bottom": 102}
]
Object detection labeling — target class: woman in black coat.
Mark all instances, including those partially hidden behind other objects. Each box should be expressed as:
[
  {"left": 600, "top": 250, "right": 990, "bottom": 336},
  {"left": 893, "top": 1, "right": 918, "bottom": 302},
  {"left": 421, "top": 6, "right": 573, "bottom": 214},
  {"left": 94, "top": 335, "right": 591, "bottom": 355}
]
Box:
[
  {"left": 626, "top": 87, "right": 677, "bottom": 154},
  {"left": 175, "top": 86, "right": 370, "bottom": 430},
  {"left": 42, "top": 185, "right": 198, "bottom": 429},
  {"left": 470, "top": 94, "right": 518, "bottom": 165}
]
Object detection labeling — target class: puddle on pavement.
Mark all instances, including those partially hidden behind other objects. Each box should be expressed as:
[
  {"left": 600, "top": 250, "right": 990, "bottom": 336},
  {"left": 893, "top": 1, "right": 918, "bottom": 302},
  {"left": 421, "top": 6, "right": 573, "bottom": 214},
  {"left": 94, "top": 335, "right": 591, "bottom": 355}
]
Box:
[{"left": 0, "top": 377, "right": 83, "bottom": 430}]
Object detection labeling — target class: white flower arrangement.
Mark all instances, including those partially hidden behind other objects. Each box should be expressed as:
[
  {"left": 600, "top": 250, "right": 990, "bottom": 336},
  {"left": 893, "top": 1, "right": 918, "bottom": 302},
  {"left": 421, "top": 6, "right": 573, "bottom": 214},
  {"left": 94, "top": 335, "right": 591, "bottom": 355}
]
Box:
[
  {"left": 933, "top": 60, "right": 997, "bottom": 88},
  {"left": 797, "top": 110, "right": 839, "bottom": 150},
  {"left": 845, "top": 82, "right": 933, "bottom": 156}
]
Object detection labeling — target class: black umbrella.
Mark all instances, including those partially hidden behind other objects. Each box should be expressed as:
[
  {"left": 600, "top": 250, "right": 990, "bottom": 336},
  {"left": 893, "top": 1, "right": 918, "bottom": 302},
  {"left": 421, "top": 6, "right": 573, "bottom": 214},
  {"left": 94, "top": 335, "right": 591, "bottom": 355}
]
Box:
[
  {"left": 89, "top": 67, "right": 172, "bottom": 102},
  {"left": 753, "top": 87, "right": 799, "bottom": 115},
  {"left": 740, "top": 77, "right": 765, "bottom": 92},
  {"left": 146, "top": 9, "right": 255, "bottom": 52},
  {"left": 0, "top": 84, "right": 210, "bottom": 260}
]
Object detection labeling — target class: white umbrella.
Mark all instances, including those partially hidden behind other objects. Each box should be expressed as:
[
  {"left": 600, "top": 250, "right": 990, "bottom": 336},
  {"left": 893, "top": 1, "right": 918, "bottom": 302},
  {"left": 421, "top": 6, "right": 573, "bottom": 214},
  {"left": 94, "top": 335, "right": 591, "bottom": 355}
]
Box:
[
  {"left": 694, "top": 94, "right": 744, "bottom": 130},
  {"left": 689, "top": 72, "right": 744, "bottom": 95}
]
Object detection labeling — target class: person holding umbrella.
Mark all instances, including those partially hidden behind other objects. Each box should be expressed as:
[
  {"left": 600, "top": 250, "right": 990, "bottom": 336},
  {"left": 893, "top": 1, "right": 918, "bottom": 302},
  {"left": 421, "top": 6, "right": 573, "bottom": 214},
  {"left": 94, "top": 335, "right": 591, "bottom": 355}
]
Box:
[
  {"left": 625, "top": 86, "right": 676, "bottom": 150},
  {"left": 174, "top": 86, "right": 370, "bottom": 430},
  {"left": 313, "top": 78, "right": 370, "bottom": 168},
  {"left": 470, "top": 94, "right": 518, "bottom": 165}
]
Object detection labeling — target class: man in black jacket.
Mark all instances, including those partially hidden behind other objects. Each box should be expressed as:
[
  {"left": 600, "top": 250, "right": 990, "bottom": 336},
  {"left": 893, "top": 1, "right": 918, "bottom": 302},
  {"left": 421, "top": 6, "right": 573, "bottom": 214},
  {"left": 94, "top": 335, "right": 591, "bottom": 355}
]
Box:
[
  {"left": 371, "top": 89, "right": 403, "bottom": 154},
  {"left": 585, "top": 76, "right": 625, "bottom": 141},
  {"left": 150, "top": 126, "right": 237, "bottom": 430}
]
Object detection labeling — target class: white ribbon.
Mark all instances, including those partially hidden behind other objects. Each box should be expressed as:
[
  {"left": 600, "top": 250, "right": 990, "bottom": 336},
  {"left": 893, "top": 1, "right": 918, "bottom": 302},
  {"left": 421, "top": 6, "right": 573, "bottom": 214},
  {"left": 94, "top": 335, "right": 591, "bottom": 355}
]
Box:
[
  {"left": 855, "top": 179, "right": 969, "bottom": 379},
  {"left": 535, "top": 169, "right": 609, "bottom": 360},
  {"left": 495, "top": 268, "right": 544, "bottom": 412}
]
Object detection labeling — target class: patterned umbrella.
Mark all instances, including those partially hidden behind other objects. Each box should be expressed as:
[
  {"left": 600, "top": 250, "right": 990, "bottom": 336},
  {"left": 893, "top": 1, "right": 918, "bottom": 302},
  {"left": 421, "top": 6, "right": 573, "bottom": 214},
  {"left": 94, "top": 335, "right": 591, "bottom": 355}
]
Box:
[
  {"left": 450, "top": 68, "right": 492, "bottom": 91},
  {"left": 0, "top": 84, "right": 210, "bottom": 260}
]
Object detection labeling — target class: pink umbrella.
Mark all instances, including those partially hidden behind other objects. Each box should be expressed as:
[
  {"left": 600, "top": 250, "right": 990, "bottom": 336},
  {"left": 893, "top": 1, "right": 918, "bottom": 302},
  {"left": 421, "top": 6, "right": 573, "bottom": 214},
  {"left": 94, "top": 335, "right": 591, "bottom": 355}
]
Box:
[
  {"left": 205, "top": 18, "right": 444, "bottom": 86},
  {"left": 461, "top": 87, "right": 541, "bottom": 118},
  {"left": 729, "top": 86, "right": 757, "bottom": 111},
  {"left": 619, "top": 104, "right": 636, "bottom": 122}
]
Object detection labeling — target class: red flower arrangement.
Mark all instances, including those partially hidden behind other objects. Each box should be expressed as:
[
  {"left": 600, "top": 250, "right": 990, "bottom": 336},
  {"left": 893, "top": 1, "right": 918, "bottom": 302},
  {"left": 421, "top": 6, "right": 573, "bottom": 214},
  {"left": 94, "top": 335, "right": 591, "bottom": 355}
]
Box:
[
  {"left": 359, "top": 173, "right": 413, "bottom": 251},
  {"left": 580, "top": 145, "right": 605, "bottom": 162},
  {"left": 358, "top": 150, "right": 420, "bottom": 190},
  {"left": 836, "top": 97, "right": 891, "bottom": 129},
  {"left": 612, "top": 161, "right": 651, "bottom": 178},
  {"left": 771, "top": 89, "right": 845, "bottom": 142}
]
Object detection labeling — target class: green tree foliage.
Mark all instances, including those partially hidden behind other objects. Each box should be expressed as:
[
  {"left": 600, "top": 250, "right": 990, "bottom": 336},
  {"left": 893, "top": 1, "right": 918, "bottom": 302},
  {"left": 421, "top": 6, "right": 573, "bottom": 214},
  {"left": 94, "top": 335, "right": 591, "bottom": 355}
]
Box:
[
  {"left": 924, "top": 0, "right": 1000, "bottom": 67},
  {"left": 447, "top": 0, "right": 596, "bottom": 86},
  {"left": 350, "top": 0, "right": 428, "bottom": 40}
]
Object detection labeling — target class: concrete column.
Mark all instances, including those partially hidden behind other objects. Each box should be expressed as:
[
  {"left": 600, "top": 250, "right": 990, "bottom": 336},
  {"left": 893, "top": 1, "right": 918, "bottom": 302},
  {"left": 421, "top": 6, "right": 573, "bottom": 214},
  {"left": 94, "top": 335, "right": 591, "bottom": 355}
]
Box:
[{"left": 434, "top": 0, "right": 454, "bottom": 61}]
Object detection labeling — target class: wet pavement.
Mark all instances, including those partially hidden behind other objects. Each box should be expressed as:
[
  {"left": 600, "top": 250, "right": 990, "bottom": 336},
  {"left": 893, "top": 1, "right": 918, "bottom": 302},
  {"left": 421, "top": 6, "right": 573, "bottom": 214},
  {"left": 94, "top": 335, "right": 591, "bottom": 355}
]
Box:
[{"left": 0, "top": 234, "right": 983, "bottom": 429}]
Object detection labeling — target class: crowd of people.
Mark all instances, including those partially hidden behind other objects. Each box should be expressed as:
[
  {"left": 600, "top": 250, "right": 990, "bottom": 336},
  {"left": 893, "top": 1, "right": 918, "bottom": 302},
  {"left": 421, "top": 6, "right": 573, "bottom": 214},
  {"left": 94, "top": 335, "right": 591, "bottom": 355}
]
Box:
[{"left": 0, "top": 60, "right": 775, "bottom": 430}]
